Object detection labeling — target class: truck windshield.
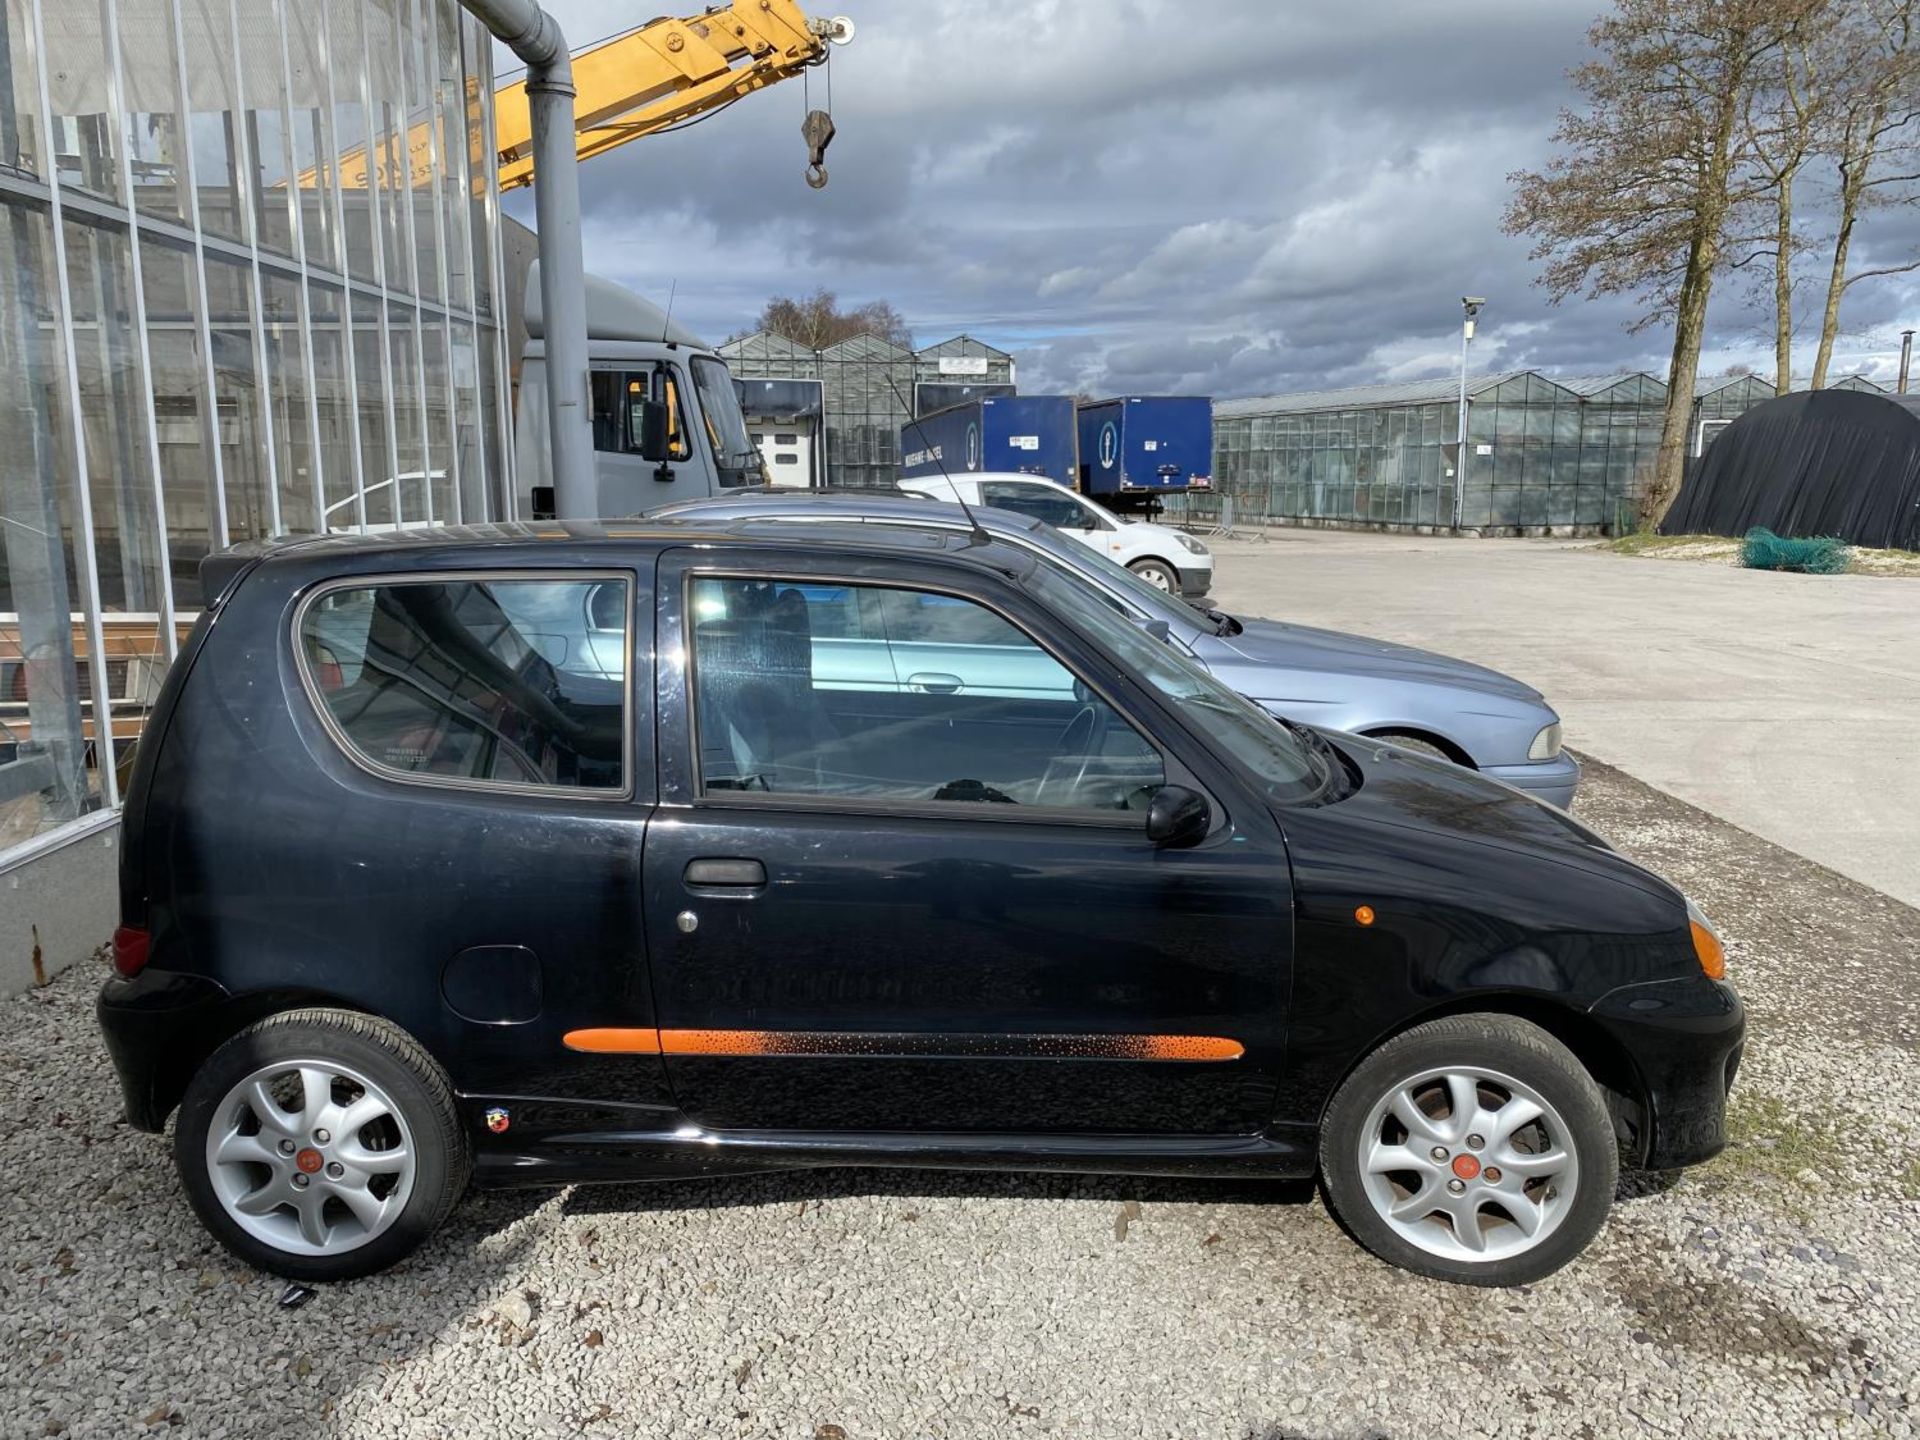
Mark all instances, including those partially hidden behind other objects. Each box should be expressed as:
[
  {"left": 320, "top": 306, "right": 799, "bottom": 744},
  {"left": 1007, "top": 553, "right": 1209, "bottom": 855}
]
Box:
[
  {"left": 691, "top": 355, "right": 759, "bottom": 483},
  {"left": 1026, "top": 563, "right": 1330, "bottom": 804}
]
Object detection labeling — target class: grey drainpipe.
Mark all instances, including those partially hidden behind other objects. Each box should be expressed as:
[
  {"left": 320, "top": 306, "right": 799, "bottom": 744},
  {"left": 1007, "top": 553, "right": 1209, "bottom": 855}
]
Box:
[{"left": 460, "top": 0, "right": 594, "bottom": 518}]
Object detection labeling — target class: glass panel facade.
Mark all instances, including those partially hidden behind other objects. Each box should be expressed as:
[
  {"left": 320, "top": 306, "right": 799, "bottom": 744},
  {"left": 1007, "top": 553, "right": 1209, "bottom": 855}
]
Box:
[
  {"left": 0, "top": 0, "right": 510, "bottom": 858},
  {"left": 1202, "top": 373, "right": 1669, "bottom": 537}
]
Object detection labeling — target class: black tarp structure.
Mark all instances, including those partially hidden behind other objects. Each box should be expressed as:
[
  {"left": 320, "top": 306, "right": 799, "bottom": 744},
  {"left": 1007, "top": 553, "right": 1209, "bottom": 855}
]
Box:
[{"left": 1662, "top": 388, "right": 1920, "bottom": 549}]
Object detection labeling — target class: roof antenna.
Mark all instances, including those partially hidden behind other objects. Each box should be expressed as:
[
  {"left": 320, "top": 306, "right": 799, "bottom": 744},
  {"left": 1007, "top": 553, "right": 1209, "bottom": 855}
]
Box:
[
  {"left": 888, "top": 376, "right": 991, "bottom": 546},
  {"left": 660, "top": 278, "right": 678, "bottom": 343}
]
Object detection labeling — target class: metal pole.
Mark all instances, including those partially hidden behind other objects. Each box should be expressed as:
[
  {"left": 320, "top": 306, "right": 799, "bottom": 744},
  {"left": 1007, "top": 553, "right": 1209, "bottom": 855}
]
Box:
[
  {"left": 1452, "top": 299, "right": 1482, "bottom": 530},
  {"left": 457, "top": 0, "right": 592, "bottom": 517},
  {"left": 1901, "top": 330, "right": 1914, "bottom": 395}
]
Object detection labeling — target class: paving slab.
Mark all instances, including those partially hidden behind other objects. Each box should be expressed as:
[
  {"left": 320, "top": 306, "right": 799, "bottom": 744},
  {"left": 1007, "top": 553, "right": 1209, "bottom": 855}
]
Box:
[{"left": 1208, "top": 530, "right": 1920, "bottom": 908}]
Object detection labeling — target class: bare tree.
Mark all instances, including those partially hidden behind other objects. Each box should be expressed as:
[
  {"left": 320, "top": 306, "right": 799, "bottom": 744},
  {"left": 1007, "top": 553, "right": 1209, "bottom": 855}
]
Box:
[
  {"left": 745, "top": 288, "right": 913, "bottom": 350},
  {"left": 1807, "top": 0, "right": 1920, "bottom": 388},
  {"left": 1506, "top": 0, "right": 1813, "bottom": 520},
  {"left": 1731, "top": 10, "right": 1831, "bottom": 392}
]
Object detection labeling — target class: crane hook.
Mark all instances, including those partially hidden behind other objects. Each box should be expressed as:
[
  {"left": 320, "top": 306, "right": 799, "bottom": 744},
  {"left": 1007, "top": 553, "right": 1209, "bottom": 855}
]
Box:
[{"left": 802, "top": 108, "right": 836, "bottom": 190}]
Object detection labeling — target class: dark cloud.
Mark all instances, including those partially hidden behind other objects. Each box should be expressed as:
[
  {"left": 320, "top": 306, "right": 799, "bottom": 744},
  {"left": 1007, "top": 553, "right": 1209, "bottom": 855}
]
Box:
[{"left": 504, "top": 1, "right": 1920, "bottom": 397}]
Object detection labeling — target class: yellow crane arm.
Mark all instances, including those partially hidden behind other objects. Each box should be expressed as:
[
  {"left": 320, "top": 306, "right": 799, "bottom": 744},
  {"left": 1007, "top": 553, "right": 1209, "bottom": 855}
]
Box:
[
  {"left": 496, "top": 1, "right": 851, "bottom": 191},
  {"left": 305, "top": 1, "right": 850, "bottom": 196}
]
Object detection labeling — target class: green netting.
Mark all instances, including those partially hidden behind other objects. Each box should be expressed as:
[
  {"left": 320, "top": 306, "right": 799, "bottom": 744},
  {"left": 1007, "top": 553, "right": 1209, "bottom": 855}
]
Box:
[{"left": 1740, "top": 527, "right": 1852, "bottom": 574}]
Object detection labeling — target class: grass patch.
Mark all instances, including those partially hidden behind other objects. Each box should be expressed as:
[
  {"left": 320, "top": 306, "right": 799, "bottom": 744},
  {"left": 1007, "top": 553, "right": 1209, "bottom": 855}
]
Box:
[
  {"left": 1601, "top": 532, "right": 1920, "bottom": 575},
  {"left": 1900, "top": 1156, "right": 1920, "bottom": 1203},
  {"left": 1602, "top": 532, "right": 1726, "bottom": 557},
  {"left": 1701, "top": 1093, "right": 1852, "bottom": 1218}
]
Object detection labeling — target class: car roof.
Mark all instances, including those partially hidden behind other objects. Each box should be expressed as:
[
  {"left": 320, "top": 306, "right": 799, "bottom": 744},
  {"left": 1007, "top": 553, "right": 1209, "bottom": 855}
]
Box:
[
  {"left": 648, "top": 489, "right": 1050, "bottom": 535},
  {"left": 213, "top": 518, "right": 1043, "bottom": 586}
]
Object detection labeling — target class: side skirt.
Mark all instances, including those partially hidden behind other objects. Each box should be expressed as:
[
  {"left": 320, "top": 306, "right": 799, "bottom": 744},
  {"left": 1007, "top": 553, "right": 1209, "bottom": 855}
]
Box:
[{"left": 468, "top": 1118, "right": 1320, "bottom": 1189}]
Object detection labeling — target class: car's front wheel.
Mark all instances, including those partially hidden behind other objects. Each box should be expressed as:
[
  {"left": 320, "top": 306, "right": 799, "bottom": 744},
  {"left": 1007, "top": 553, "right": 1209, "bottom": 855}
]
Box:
[
  {"left": 173, "top": 1008, "right": 469, "bottom": 1280},
  {"left": 1318, "top": 1014, "right": 1616, "bottom": 1286},
  {"left": 1128, "top": 557, "right": 1179, "bottom": 591}
]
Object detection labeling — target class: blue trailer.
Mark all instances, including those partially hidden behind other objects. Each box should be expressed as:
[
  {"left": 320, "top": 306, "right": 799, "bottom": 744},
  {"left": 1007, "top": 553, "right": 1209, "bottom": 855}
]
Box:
[
  {"left": 1077, "top": 396, "right": 1214, "bottom": 513},
  {"left": 900, "top": 395, "right": 1078, "bottom": 486}
]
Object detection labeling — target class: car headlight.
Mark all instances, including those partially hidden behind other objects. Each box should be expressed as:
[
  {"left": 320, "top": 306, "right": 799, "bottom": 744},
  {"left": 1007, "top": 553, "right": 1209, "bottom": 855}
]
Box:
[
  {"left": 1528, "top": 722, "right": 1562, "bottom": 760},
  {"left": 1174, "top": 533, "right": 1209, "bottom": 556},
  {"left": 1685, "top": 897, "right": 1725, "bottom": 980}
]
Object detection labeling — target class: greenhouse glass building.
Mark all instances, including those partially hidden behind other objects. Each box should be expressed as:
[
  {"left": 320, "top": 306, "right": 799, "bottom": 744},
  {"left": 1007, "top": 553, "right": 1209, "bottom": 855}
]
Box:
[
  {"left": 1206, "top": 371, "right": 1667, "bottom": 536},
  {"left": 0, "top": 0, "right": 512, "bottom": 901},
  {"left": 720, "top": 330, "right": 1014, "bottom": 490}
]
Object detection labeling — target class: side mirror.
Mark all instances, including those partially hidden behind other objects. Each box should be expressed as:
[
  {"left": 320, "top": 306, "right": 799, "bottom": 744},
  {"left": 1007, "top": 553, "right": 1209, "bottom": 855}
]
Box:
[
  {"left": 1143, "top": 619, "right": 1171, "bottom": 644},
  {"left": 634, "top": 398, "right": 671, "bottom": 463},
  {"left": 1145, "top": 784, "right": 1210, "bottom": 849}
]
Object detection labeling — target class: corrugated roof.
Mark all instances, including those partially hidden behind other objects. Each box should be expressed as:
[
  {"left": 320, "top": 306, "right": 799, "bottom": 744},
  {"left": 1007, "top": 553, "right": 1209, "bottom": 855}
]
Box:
[
  {"left": 1553, "top": 372, "right": 1666, "bottom": 396},
  {"left": 1216, "top": 372, "right": 1536, "bottom": 417}
]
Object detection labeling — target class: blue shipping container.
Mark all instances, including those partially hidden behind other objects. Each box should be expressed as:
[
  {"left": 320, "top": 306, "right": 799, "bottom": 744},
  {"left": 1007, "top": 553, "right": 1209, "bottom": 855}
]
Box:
[
  {"left": 1077, "top": 396, "right": 1214, "bottom": 498},
  {"left": 900, "top": 396, "right": 1078, "bottom": 485}
]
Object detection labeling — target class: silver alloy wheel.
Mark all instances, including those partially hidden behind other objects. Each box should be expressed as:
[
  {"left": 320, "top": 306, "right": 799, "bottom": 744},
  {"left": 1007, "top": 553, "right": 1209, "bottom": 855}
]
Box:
[
  {"left": 1356, "top": 1063, "right": 1579, "bottom": 1263},
  {"left": 1137, "top": 565, "right": 1174, "bottom": 591},
  {"left": 204, "top": 1058, "right": 417, "bottom": 1257}
]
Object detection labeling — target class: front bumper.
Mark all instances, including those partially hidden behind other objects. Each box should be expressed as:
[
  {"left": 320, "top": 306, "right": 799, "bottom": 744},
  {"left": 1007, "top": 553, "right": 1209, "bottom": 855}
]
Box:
[
  {"left": 1483, "top": 749, "right": 1582, "bottom": 810},
  {"left": 1589, "top": 974, "right": 1745, "bottom": 1170},
  {"left": 97, "top": 969, "right": 235, "bottom": 1132},
  {"left": 1176, "top": 558, "right": 1214, "bottom": 599}
]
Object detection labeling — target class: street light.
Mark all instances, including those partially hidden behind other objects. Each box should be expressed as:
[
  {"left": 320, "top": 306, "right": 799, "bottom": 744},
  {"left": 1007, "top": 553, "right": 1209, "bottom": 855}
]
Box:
[{"left": 1453, "top": 297, "right": 1485, "bottom": 531}]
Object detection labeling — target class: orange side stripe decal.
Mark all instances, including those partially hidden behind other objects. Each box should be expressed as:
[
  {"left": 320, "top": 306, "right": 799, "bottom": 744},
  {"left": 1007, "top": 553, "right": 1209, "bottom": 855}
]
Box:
[
  {"left": 565, "top": 1028, "right": 1244, "bottom": 1062},
  {"left": 562, "top": 1027, "right": 664, "bottom": 1055}
]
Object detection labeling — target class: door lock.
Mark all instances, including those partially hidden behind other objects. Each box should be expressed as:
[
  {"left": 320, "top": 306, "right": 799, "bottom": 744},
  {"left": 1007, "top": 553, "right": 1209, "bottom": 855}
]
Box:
[{"left": 676, "top": 910, "right": 699, "bottom": 935}]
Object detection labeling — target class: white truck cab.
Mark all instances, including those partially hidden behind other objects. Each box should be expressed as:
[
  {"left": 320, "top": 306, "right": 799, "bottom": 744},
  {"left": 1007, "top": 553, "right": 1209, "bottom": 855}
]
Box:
[
  {"left": 898, "top": 472, "right": 1213, "bottom": 598},
  {"left": 516, "top": 267, "right": 765, "bottom": 517}
]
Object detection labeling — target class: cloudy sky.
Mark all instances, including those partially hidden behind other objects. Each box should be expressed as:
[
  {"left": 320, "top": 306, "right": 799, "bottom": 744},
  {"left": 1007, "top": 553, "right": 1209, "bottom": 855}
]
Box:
[{"left": 498, "top": 0, "right": 1920, "bottom": 399}]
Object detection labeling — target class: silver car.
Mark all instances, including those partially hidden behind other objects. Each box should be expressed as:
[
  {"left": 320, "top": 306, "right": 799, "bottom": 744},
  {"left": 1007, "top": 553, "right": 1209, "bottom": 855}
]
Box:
[{"left": 648, "top": 491, "right": 1580, "bottom": 808}]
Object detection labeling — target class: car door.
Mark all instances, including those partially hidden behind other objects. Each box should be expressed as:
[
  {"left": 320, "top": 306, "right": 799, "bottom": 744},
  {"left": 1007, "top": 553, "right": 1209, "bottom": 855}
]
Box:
[{"left": 638, "top": 546, "right": 1293, "bottom": 1136}]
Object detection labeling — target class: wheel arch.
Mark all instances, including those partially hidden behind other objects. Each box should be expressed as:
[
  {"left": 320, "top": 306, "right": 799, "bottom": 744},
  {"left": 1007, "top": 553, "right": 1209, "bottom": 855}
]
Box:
[
  {"left": 1359, "top": 727, "right": 1477, "bottom": 768},
  {"left": 1316, "top": 992, "right": 1652, "bottom": 1167},
  {"left": 147, "top": 987, "right": 382, "bottom": 1131}
]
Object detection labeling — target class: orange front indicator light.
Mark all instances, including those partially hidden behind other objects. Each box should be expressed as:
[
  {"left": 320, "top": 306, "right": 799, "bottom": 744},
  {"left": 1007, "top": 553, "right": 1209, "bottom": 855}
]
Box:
[
  {"left": 1354, "top": 905, "right": 1376, "bottom": 927},
  {"left": 1687, "top": 901, "right": 1725, "bottom": 981}
]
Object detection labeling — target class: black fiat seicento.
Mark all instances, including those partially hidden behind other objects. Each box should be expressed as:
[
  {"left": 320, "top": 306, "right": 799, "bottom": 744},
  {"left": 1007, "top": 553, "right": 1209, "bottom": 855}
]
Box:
[{"left": 98, "top": 521, "right": 1743, "bottom": 1287}]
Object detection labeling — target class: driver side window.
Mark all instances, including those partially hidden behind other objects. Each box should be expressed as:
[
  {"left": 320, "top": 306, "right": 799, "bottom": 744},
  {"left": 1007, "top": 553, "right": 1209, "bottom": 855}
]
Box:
[
  {"left": 981, "top": 482, "right": 1089, "bottom": 530},
  {"left": 688, "top": 576, "right": 1165, "bottom": 813}
]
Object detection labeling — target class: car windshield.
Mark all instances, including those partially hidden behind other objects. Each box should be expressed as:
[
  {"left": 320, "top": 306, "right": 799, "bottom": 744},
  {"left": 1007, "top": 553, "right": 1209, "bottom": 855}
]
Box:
[
  {"left": 1026, "top": 563, "right": 1331, "bottom": 804},
  {"left": 691, "top": 356, "right": 757, "bottom": 467}
]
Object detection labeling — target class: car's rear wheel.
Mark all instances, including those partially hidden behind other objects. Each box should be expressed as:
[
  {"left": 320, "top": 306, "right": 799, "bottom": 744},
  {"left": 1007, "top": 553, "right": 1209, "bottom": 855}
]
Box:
[
  {"left": 173, "top": 1008, "right": 468, "bottom": 1280},
  {"left": 1318, "top": 1014, "right": 1616, "bottom": 1286},
  {"left": 1128, "top": 557, "right": 1179, "bottom": 591}
]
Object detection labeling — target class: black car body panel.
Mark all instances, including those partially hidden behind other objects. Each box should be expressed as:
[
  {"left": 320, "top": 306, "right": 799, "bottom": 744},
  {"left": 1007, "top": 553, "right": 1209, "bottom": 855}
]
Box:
[{"left": 99, "top": 522, "right": 1742, "bottom": 1190}]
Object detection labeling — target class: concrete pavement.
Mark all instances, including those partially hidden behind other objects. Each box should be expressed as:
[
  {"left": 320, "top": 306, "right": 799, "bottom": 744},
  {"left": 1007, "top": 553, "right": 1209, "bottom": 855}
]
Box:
[{"left": 1207, "top": 529, "right": 1920, "bottom": 908}]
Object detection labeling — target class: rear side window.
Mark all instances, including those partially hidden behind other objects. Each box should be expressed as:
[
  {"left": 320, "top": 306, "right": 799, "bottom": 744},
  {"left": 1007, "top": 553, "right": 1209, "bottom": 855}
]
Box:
[{"left": 298, "top": 576, "right": 630, "bottom": 793}]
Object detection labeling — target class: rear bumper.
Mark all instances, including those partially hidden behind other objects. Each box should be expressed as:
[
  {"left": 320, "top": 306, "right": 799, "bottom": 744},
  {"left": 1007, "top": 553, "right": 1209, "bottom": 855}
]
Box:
[
  {"left": 1589, "top": 975, "right": 1745, "bottom": 1170},
  {"left": 1483, "top": 750, "right": 1582, "bottom": 810},
  {"left": 97, "top": 969, "right": 233, "bottom": 1132}
]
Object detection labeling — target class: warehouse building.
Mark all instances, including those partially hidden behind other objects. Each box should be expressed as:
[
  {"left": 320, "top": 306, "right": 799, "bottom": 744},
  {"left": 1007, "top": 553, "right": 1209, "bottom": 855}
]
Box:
[
  {"left": 1200, "top": 369, "right": 1886, "bottom": 536},
  {"left": 720, "top": 330, "right": 1014, "bottom": 489},
  {"left": 0, "top": 0, "right": 514, "bottom": 984}
]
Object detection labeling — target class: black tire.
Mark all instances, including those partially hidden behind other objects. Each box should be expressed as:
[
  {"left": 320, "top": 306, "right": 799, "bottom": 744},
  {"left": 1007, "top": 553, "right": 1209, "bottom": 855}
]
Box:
[
  {"left": 173, "top": 1008, "right": 469, "bottom": 1281},
  {"left": 1128, "top": 557, "right": 1180, "bottom": 592},
  {"left": 1318, "top": 1014, "right": 1616, "bottom": 1287}
]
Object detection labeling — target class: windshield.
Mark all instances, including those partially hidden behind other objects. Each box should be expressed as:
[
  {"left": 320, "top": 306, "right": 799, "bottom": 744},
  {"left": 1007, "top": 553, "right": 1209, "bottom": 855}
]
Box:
[
  {"left": 1027, "top": 563, "right": 1329, "bottom": 804},
  {"left": 691, "top": 356, "right": 759, "bottom": 477}
]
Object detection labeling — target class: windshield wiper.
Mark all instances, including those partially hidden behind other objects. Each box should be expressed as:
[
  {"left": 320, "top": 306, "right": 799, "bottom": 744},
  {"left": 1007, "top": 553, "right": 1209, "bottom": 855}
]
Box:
[
  {"left": 1279, "top": 718, "right": 1352, "bottom": 800},
  {"left": 1204, "top": 609, "right": 1242, "bottom": 638}
]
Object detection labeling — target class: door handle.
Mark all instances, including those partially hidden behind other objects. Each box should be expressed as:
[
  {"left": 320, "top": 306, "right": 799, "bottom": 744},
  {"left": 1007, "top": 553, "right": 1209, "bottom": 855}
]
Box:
[
  {"left": 684, "top": 857, "right": 766, "bottom": 888},
  {"left": 907, "top": 671, "right": 962, "bottom": 694}
]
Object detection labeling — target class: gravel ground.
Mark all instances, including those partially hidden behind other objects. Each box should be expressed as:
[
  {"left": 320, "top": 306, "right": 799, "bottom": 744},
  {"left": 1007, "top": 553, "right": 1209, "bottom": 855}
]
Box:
[{"left": 3, "top": 757, "right": 1918, "bottom": 1440}]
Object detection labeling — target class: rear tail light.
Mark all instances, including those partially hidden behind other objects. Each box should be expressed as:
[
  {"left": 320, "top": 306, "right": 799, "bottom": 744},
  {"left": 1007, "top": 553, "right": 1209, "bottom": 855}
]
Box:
[{"left": 111, "top": 925, "right": 150, "bottom": 978}]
